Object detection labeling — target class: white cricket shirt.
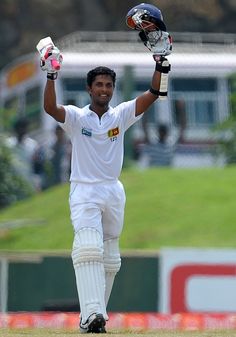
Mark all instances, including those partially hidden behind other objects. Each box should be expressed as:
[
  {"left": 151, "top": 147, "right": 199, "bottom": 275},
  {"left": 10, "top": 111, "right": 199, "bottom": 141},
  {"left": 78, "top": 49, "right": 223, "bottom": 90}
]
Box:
[{"left": 60, "top": 99, "right": 142, "bottom": 183}]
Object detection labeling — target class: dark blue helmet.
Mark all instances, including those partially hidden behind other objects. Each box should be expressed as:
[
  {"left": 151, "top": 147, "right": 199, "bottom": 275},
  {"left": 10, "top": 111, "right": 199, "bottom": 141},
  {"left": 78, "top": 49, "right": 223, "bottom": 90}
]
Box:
[{"left": 126, "top": 3, "right": 166, "bottom": 32}]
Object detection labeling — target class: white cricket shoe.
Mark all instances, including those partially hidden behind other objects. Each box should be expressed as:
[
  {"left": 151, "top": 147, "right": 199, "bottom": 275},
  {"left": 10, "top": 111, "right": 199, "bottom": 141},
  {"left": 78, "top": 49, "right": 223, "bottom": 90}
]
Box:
[{"left": 80, "top": 313, "right": 106, "bottom": 333}]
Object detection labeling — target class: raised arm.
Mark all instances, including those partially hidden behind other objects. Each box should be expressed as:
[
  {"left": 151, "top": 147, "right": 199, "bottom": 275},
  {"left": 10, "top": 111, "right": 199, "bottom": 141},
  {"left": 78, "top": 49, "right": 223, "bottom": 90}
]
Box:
[
  {"left": 36, "top": 37, "right": 65, "bottom": 122},
  {"left": 44, "top": 79, "right": 65, "bottom": 123},
  {"left": 135, "top": 57, "right": 171, "bottom": 116},
  {"left": 135, "top": 64, "right": 161, "bottom": 116},
  {"left": 125, "top": 3, "right": 172, "bottom": 117}
]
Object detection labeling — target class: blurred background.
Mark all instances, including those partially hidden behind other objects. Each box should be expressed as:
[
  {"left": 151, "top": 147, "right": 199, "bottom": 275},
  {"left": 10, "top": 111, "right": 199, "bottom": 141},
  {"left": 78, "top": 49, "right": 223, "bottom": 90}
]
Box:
[
  {"left": 0, "top": 0, "right": 236, "bottom": 195},
  {"left": 0, "top": 0, "right": 236, "bottom": 197},
  {"left": 0, "top": 0, "right": 236, "bottom": 69},
  {"left": 0, "top": 0, "right": 236, "bottom": 323}
]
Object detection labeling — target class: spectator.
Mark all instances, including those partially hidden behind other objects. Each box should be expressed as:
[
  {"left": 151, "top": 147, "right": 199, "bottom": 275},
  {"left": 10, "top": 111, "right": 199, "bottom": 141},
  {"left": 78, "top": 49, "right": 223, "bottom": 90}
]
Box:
[
  {"left": 173, "top": 99, "right": 187, "bottom": 144},
  {"left": 6, "top": 117, "right": 42, "bottom": 190},
  {"left": 49, "top": 125, "right": 71, "bottom": 186},
  {"left": 139, "top": 123, "right": 175, "bottom": 167}
]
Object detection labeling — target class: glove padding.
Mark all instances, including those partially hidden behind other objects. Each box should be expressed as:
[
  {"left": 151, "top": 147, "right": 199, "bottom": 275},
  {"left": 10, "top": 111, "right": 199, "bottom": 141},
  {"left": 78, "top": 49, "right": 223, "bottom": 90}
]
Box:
[
  {"left": 40, "top": 46, "right": 63, "bottom": 73},
  {"left": 139, "top": 30, "right": 172, "bottom": 57}
]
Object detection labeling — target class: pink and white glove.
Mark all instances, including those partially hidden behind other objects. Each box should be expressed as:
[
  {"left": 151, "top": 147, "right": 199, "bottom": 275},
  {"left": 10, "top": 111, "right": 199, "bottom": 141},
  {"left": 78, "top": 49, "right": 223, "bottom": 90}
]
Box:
[{"left": 40, "top": 45, "right": 63, "bottom": 80}]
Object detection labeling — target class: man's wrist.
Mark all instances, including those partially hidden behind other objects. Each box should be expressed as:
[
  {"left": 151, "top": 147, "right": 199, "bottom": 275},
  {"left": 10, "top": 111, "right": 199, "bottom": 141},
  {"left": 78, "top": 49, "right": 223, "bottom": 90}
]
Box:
[
  {"left": 155, "top": 61, "right": 171, "bottom": 73},
  {"left": 47, "top": 72, "right": 58, "bottom": 80},
  {"left": 149, "top": 87, "right": 159, "bottom": 96}
]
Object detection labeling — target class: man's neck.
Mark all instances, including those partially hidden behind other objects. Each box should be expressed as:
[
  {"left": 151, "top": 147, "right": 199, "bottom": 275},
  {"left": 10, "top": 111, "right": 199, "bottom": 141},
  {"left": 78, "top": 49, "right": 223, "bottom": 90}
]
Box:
[{"left": 89, "top": 104, "right": 109, "bottom": 118}]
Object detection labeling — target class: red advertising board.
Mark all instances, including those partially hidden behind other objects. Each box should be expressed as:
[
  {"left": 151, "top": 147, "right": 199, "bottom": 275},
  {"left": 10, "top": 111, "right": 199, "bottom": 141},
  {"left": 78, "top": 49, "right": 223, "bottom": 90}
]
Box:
[{"left": 159, "top": 248, "right": 236, "bottom": 313}]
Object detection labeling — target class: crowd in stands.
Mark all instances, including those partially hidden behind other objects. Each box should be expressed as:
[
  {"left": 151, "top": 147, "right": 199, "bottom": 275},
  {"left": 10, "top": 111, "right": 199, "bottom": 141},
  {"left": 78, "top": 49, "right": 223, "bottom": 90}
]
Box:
[
  {"left": 6, "top": 117, "right": 71, "bottom": 192},
  {"left": 4, "top": 113, "right": 185, "bottom": 193}
]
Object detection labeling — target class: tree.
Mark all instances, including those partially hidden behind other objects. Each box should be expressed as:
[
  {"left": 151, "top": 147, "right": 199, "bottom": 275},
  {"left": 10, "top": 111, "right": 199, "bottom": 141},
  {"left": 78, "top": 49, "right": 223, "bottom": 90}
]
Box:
[{"left": 0, "top": 136, "right": 34, "bottom": 209}]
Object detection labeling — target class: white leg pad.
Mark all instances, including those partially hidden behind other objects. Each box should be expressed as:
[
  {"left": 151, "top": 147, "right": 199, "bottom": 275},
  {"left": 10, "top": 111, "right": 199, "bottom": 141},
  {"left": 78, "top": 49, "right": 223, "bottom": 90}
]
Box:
[
  {"left": 72, "top": 228, "right": 107, "bottom": 323},
  {"left": 103, "top": 238, "right": 121, "bottom": 306}
]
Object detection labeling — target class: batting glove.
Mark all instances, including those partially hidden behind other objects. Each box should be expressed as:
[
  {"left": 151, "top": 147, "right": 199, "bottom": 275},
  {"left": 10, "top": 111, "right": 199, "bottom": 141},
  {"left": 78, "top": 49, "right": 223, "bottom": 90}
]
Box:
[
  {"left": 40, "top": 46, "right": 63, "bottom": 80},
  {"left": 139, "top": 30, "right": 172, "bottom": 57}
]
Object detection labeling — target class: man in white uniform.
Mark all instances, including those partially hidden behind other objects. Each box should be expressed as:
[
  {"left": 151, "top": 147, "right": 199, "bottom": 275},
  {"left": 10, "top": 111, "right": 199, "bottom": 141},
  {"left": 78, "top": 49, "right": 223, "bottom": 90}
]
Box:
[
  {"left": 40, "top": 5, "right": 171, "bottom": 333},
  {"left": 43, "top": 63, "right": 161, "bottom": 331},
  {"left": 43, "top": 64, "right": 160, "bottom": 331}
]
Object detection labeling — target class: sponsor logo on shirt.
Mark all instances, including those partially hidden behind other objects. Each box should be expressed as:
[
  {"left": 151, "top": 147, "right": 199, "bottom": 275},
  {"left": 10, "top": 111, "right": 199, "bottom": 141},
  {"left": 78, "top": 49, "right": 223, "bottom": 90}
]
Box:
[
  {"left": 82, "top": 127, "right": 92, "bottom": 137},
  {"left": 108, "top": 127, "right": 119, "bottom": 142}
]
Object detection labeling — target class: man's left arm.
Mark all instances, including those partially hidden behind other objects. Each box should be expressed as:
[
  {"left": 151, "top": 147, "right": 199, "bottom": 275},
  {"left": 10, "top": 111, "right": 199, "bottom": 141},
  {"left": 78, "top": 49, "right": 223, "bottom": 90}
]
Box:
[
  {"left": 125, "top": 3, "right": 172, "bottom": 117},
  {"left": 135, "top": 65, "right": 161, "bottom": 117},
  {"left": 135, "top": 55, "right": 171, "bottom": 116}
]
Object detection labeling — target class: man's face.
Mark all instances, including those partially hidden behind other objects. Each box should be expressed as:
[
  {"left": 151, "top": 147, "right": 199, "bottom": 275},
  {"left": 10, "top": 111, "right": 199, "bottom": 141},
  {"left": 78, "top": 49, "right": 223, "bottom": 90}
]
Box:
[{"left": 88, "top": 74, "right": 114, "bottom": 107}]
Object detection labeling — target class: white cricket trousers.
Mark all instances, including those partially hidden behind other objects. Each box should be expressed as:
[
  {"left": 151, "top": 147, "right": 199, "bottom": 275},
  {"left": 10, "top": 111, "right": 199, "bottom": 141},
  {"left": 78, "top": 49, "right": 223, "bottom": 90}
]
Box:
[
  {"left": 69, "top": 180, "right": 126, "bottom": 239},
  {"left": 69, "top": 180, "right": 126, "bottom": 322}
]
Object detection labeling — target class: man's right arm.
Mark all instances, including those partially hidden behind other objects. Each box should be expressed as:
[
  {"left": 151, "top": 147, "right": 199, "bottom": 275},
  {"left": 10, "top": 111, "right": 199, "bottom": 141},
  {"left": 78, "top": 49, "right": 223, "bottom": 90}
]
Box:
[
  {"left": 44, "top": 79, "right": 65, "bottom": 123},
  {"left": 37, "top": 40, "right": 65, "bottom": 122}
]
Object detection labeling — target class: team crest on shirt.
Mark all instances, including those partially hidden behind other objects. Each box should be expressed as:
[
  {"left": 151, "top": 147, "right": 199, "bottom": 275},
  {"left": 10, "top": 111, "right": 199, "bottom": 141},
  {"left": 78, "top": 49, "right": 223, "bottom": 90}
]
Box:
[
  {"left": 108, "top": 127, "right": 119, "bottom": 142},
  {"left": 82, "top": 127, "right": 92, "bottom": 137}
]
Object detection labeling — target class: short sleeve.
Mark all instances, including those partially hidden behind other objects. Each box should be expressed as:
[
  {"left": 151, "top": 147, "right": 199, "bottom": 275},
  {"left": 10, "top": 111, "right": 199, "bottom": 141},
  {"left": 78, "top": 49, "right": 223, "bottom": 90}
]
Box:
[
  {"left": 117, "top": 99, "right": 143, "bottom": 131},
  {"left": 58, "top": 105, "right": 81, "bottom": 137}
]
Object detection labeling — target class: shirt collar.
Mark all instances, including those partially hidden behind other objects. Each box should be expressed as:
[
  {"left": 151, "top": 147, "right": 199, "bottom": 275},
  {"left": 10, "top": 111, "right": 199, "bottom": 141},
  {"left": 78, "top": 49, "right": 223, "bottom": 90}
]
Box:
[{"left": 87, "top": 105, "right": 113, "bottom": 117}]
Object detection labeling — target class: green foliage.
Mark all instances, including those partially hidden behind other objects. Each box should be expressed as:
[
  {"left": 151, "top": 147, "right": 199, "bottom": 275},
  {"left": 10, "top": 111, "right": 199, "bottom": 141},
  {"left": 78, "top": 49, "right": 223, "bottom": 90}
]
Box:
[
  {"left": 1, "top": 167, "right": 236, "bottom": 251},
  {"left": 0, "top": 137, "right": 34, "bottom": 209}
]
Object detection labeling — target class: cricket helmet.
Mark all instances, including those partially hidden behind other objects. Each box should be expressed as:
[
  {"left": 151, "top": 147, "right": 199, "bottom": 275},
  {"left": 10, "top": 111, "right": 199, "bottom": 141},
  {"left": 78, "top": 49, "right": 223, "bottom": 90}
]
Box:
[{"left": 126, "top": 3, "right": 166, "bottom": 32}]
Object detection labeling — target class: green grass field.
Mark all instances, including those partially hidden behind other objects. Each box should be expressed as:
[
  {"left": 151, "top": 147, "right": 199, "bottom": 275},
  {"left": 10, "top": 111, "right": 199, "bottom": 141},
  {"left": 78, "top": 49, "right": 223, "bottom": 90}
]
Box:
[
  {"left": 0, "top": 167, "right": 236, "bottom": 251},
  {"left": 1, "top": 329, "right": 236, "bottom": 337}
]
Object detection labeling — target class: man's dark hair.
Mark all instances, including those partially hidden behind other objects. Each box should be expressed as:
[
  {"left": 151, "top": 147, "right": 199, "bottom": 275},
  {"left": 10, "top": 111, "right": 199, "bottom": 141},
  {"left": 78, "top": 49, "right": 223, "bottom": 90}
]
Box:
[{"left": 87, "top": 66, "right": 116, "bottom": 87}]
